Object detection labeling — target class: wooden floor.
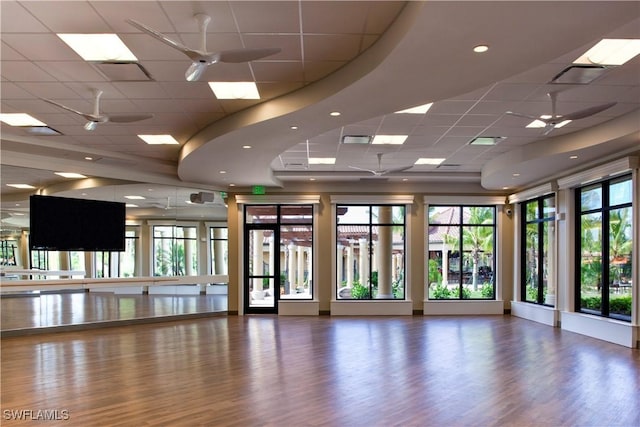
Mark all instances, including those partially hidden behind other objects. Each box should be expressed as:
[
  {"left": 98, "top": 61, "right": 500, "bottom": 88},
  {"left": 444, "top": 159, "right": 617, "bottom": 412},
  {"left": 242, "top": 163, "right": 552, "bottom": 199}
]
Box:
[
  {"left": 1, "top": 315, "right": 639, "bottom": 427},
  {"left": 0, "top": 292, "right": 227, "bottom": 335}
]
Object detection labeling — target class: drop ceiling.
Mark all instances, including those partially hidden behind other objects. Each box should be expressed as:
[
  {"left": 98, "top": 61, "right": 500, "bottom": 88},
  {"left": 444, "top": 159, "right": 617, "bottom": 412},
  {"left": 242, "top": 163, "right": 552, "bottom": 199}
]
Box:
[{"left": 1, "top": 1, "right": 639, "bottom": 227}]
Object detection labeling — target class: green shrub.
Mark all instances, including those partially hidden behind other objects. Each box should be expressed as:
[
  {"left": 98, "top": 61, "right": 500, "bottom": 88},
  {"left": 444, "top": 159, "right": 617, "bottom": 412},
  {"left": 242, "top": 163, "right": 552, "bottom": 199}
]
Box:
[
  {"left": 610, "top": 296, "right": 632, "bottom": 316},
  {"left": 461, "top": 286, "right": 471, "bottom": 299},
  {"left": 431, "top": 282, "right": 451, "bottom": 299},
  {"left": 351, "top": 282, "right": 370, "bottom": 299},
  {"left": 481, "top": 283, "right": 494, "bottom": 298},
  {"left": 581, "top": 296, "right": 601, "bottom": 311}
]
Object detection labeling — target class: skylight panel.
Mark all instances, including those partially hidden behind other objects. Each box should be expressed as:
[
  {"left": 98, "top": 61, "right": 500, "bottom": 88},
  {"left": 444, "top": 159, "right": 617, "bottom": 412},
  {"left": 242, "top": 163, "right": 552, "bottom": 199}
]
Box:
[{"left": 574, "top": 39, "right": 640, "bottom": 66}]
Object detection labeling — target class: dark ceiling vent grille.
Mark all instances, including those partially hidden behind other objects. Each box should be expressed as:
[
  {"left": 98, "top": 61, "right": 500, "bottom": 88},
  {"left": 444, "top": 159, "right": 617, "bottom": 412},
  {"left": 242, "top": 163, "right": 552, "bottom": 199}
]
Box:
[
  {"left": 92, "top": 61, "right": 154, "bottom": 82},
  {"left": 549, "top": 65, "right": 608, "bottom": 85}
]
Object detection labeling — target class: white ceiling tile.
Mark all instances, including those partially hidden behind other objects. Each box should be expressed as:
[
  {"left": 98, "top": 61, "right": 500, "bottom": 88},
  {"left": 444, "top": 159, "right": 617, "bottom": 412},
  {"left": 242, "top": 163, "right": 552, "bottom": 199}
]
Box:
[{"left": 20, "top": 1, "right": 111, "bottom": 32}]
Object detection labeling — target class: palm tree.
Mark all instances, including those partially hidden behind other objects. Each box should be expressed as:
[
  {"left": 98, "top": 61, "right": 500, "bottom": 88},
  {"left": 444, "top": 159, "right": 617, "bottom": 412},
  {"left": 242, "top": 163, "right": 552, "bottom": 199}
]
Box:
[{"left": 462, "top": 207, "right": 494, "bottom": 291}]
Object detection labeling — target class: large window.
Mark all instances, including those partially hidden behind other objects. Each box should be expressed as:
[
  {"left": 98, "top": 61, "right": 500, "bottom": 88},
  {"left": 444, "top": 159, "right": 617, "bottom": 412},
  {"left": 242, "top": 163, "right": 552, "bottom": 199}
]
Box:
[
  {"left": 521, "top": 195, "right": 556, "bottom": 305},
  {"left": 153, "top": 225, "right": 197, "bottom": 276},
  {"left": 94, "top": 228, "right": 137, "bottom": 278},
  {"left": 427, "top": 206, "right": 495, "bottom": 300},
  {"left": 336, "top": 205, "right": 405, "bottom": 300},
  {"left": 577, "top": 175, "right": 633, "bottom": 321}
]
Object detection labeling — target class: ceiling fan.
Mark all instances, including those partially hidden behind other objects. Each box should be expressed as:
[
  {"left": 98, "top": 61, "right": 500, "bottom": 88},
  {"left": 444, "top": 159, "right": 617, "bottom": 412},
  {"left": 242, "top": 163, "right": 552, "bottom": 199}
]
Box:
[
  {"left": 506, "top": 91, "right": 616, "bottom": 135},
  {"left": 42, "top": 89, "right": 153, "bottom": 131},
  {"left": 348, "top": 153, "right": 413, "bottom": 176},
  {"left": 127, "top": 14, "right": 281, "bottom": 82}
]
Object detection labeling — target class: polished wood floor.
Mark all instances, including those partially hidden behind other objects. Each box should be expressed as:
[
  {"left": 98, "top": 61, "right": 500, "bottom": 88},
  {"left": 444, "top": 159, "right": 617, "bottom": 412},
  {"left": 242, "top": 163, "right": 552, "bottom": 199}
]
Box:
[
  {"left": 2, "top": 315, "right": 639, "bottom": 426},
  {"left": 1, "top": 292, "right": 227, "bottom": 335}
]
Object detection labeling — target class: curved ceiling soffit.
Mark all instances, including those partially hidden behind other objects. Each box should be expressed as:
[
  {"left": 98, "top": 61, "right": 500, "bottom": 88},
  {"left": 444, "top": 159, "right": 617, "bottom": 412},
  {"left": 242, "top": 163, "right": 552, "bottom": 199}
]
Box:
[
  {"left": 178, "top": 1, "right": 423, "bottom": 183},
  {"left": 481, "top": 109, "right": 640, "bottom": 190},
  {"left": 178, "top": 1, "right": 640, "bottom": 188}
]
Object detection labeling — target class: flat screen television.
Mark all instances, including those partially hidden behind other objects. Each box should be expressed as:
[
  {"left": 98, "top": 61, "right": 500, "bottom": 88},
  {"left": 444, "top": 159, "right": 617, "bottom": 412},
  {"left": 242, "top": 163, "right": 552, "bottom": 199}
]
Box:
[{"left": 29, "top": 195, "right": 126, "bottom": 251}]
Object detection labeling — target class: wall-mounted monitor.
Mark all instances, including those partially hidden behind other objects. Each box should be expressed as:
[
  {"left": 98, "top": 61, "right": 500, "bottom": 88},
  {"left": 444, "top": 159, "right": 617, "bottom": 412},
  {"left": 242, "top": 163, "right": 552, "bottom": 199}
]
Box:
[{"left": 29, "top": 195, "right": 126, "bottom": 251}]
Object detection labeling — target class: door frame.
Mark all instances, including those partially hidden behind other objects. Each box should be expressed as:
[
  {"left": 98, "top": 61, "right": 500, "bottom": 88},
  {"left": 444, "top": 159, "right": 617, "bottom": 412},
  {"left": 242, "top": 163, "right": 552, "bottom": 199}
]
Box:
[{"left": 244, "top": 223, "right": 279, "bottom": 314}]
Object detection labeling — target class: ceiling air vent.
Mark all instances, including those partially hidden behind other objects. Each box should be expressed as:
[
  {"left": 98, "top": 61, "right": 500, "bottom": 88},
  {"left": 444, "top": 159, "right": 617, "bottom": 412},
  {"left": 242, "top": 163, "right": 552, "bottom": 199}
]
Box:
[
  {"left": 549, "top": 65, "right": 608, "bottom": 85},
  {"left": 92, "top": 61, "right": 154, "bottom": 82},
  {"left": 437, "top": 164, "right": 461, "bottom": 170},
  {"left": 285, "top": 162, "right": 308, "bottom": 170},
  {"left": 342, "top": 135, "right": 373, "bottom": 144}
]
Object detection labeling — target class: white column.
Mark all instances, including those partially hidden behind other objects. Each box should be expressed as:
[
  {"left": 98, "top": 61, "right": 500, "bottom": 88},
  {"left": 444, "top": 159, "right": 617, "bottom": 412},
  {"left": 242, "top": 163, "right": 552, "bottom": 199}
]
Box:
[
  {"left": 287, "top": 243, "right": 296, "bottom": 294},
  {"left": 305, "top": 247, "right": 312, "bottom": 294},
  {"left": 346, "top": 245, "right": 354, "bottom": 287},
  {"left": 252, "top": 230, "right": 264, "bottom": 299},
  {"left": 213, "top": 228, "right": 227, "bottom": 275},
  {"left": 268, "top": 235, "right": 275, "bottom": 295},
  {"left": 184, "top": 227, "right": 195, "bottom": 276},
  {"left": 377, "top": 206, "right": 393, "bottom": 298},
  {"left": 297, "top": 245, "right": 305, "bottom": 290},
  {"left": 545, "top": 220, "right": 557, "bottom": 306},
  {"left": 337, "top": 244, "right": 344, "bottom": 287},
  {"left": 358, "top": 238, "right": 368, "bottom": 285},
  {"left": 442, "top": 245, "right": 449, "bottom": 286}
]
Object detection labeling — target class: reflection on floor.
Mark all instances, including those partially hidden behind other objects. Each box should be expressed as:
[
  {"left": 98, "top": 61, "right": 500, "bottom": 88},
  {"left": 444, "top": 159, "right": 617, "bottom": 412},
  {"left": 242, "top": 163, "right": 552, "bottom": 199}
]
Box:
[{"left": 1, "top": 291, "right": 228, "bottom": 336}]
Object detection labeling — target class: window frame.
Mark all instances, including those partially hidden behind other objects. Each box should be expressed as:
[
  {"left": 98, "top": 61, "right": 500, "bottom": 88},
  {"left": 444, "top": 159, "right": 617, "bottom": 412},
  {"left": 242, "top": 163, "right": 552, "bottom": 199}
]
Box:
[
  {"left": 335, "top": 204, "right": 407, "bottom": 301},
  {"left": 427, "top": 204, "right": 497, "bottom": 300},
  {"left": 575, "top": 173, "right": 633, "bottom": 321},
  {"left": 520, "top": 195, "right": 556, "bottom": 306}
]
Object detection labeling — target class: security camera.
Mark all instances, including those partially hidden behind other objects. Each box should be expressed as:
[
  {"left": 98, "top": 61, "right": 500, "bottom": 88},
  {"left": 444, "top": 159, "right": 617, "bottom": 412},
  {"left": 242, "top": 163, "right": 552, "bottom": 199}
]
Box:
[{"left": 506, "top": 208, "right": 513, "bottom": 217}]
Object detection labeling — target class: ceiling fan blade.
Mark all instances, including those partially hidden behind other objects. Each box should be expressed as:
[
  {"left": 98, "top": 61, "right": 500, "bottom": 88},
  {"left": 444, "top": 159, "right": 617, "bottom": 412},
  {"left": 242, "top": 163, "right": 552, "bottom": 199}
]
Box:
[
  {"left": 217, "top": 48, "right": 281, "bottom": 63},
  {"left": 41, "top": 98, "right": 96, "bottom": 121},
  {"left": 563, "top": 102, "right": 617, "bottom": 120},
  {"left": 185, "top": 62, "right": 208, "bottom": 82},
  {"left": 348, "top": 165, "right": 377, "bottom": 174},
  {"left": 505, "top": 111, "right": 539, "bottom": 121},
  {"left": 126, "top": 19, "right": 202, "bottom": 60},
  {"left": 382, "top": 165, "right": 413, "bottom": 175},
  {"left": 542, "top": 124, "right": 556, "bottom": 136},
  {"left": 107, "top": 114, "right": 154, "bottom": 123}
]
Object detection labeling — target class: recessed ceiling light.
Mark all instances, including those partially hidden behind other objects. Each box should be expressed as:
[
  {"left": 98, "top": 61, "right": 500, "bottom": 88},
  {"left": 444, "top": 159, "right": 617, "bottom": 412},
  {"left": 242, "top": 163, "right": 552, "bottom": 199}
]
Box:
[
  {"left": 208, "top": 82, "right": 260, "bottom": 99},
  {"left": 329, "top": 111, "right": 341, "bottom": 117},
  {"left": 342, "top": 135, "right": 372, "bottom": 144},
  {"left": 290, "top": 126, "right": 299, "bottom": 130},
  {"left": 6, "top": 184, "right": 35, "bottom": 189},
  {"left": 415, "top": 158, "right": 446, "bottom": 165},
  {"left": 219, "top": 170, "right": 227, "bottom": 174},
  {"left": 513, "top": 173, "right": 521, "bottom": 177},
  {"left": 372, "top": 135, "right": 408, "bottom": 145},
  {"left": 469, "top": 136, "right": 503, "bottom": 146},
  {"left": 58, "top": 34, "right": 137, "bottom": 61},
  {"left": 55, "top": 172, "right": 87, "bottom": 179},
  {"left": 502, "top": 186, "right": 509, "bottom": 190},
  {"left": 229, "top": 184, "right": 236, "bottom": 187},
  {"left": 85, "top": 157, "right": 93, "bottom": 161},
  {"left": 125, "top": 204, "right": 138, "bottom": 208},
  {"left": 473, "top": 45, "right": 489, "bottom": 53},
  {"left": 308, "top": 157, "right": 336, "bottom": 165},
  {"left": 402, "top": 178, "right": 409, "bottom": 182},
  {"left": 125, "top": 195, "right": 145, "bottom": 200},
  {"left": 570, "top": 155, "right": 579, "bottom": 159},
  {"left": 0, "top": 113, "right": 46, "bottom": 126},
  {"left": 242, "top": 145, "right": 252, "bottom": 149},
  {"left": 395, "top": 103, "right": 433, "bottom": 114},
  {"left": 309, "top": 178, "right": 316, "bottom": 181},
  {"left": 138, "top": 134, "right": 179, "bottom": 145},
  {"left": 574, "top": 38, "right": 640, "bottom": 66}
]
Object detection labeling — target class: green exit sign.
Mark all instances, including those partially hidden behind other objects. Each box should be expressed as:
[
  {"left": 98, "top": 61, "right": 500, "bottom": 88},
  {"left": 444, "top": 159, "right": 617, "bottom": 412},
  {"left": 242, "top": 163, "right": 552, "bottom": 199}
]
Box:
[{"left": 252, "top": 185, "right": 266, "bottom": 195}]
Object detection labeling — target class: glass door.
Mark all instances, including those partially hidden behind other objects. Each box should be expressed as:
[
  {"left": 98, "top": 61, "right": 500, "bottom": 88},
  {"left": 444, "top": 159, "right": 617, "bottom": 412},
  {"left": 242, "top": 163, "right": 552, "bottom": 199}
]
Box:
[{"left": 245, "top": 225, "right": 279, "bottom": 314}]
